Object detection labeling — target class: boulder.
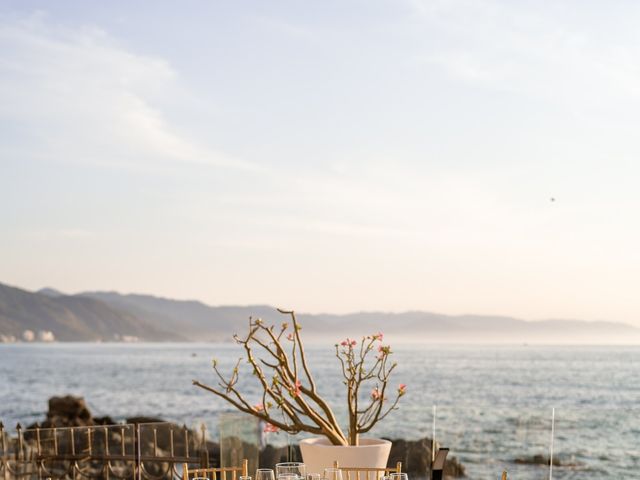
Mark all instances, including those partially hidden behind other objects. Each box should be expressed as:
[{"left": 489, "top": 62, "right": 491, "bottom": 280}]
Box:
[
  {"left": 38, "top": 395, "right": 94, "bottom": 427},
  {"left": 126, "top": 416, "right": 166, "bottom": 425},
  {"left": 94, "top": 416, "right": 116, "bottom": 425},
  {"left": 514, "top": 454, "right": 580, "bottom": 468},
  {"left": 388, "top": 437, "right": 465, "bottom": 477}
]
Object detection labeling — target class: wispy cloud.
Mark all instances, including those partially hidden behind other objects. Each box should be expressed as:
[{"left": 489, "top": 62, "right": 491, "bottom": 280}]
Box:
[
  {"left": 407, "top": 0, "right": 640, "bottom": 111},
  {"left": 0, "top": 13, "right": 256, "bottom": 171}
]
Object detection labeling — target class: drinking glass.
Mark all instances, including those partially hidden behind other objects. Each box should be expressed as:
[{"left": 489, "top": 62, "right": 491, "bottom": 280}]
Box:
[
  {"left": 276, "top": 463, "right": 306, "bottom": 479},
  {"left": 256, "top": 469, "right": 276, "bottom": 480},
  {"left": 390, "top": 474, "right": 408, "bottom": 480},
  {"left": 323, "top": 468, "right": 343, "bottom": 480},
  {"left": 278, "top": 475, "right": 300, "bottom": 480}
]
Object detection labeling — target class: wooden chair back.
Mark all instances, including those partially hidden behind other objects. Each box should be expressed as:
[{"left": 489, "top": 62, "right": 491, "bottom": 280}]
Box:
[
  {"left": 431, "top": 448, "right": 449, "bottom": 480},
  {"left": 332, "top": 460, "right": 402, "bottom": 480},
  {"left": 183, "top": 459, "right": 249, "bottom": 480}
]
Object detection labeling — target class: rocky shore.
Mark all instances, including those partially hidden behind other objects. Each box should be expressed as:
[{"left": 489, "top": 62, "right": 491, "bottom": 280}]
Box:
[{"left": 18, "top": 395, "right": 465, "bottom": 478}]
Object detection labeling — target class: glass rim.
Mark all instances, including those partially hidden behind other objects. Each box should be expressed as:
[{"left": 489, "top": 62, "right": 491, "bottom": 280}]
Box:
[{"left": 276, "top": 463, "right": 305, "bottom": 466}]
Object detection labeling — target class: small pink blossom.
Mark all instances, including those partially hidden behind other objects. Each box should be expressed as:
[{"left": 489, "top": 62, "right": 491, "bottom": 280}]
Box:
[
  {"left": 254, "top": 403, "right": 264, "bottom": 412},
  {"left": 263, "top": 423, "right": 279, "bottom": 433},
  {"left": 378, "top": 345, "right": 391, "bottom": 356},
  {"left": 372, "top": 332, "right": 384, "bottom": 341},
  {"left": 287, "top": 333, "right": 295, "bottom": 341},
  {"left": 371, "top": 388, "right": 381, "bottom": 400},
  {"left": 340, "top": 338, "right": 357, "bottom": 347},
  {"left": 294, "top": 379, "right": 302, "bottom": 397},
  {"left": 398, "top": 384, "right": 407, "bottom": 396}
]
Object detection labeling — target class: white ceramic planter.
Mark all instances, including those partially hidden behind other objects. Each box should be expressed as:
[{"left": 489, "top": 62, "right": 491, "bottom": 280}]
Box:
[{"left": 299, "top": 437, "right": 392, "bottom": 475}]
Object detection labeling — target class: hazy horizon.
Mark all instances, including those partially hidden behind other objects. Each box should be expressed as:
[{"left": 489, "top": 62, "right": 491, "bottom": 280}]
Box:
[
  {"left": 3, "top": 2, "right": 640, "bottom": 325},
  {"left": 3, "top": 278, "right": 640, "bottom": 345},
  {"left": 6, "top": 280, "right": 640, "bottom": 331}
]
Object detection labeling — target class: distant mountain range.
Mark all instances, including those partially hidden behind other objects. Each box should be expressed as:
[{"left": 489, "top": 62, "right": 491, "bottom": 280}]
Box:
[{"left": 1, "top": 281, "right": 639, "bottom": 344}]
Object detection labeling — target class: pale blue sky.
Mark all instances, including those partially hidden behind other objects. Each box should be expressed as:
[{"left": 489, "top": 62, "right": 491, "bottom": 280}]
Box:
[{"left": 2, "top": 1, "right": 640, "bottom": 324}]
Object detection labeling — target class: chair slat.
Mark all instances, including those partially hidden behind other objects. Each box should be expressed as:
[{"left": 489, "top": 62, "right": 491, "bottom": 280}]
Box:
[
  {"left": 182, "top": 460, "right": 248, "bottom": 480},
  {"left": 332, "top": 460, "right": 402, "bottom": 480}
]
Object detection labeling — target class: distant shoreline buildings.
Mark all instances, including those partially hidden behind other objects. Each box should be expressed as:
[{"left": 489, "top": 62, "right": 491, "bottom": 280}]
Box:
[
  {"left": 0, "top": 331, "right": 142, "bottom": 343},
  {"left": 0, "top": 329, "right": 56, "bottom": 343}
]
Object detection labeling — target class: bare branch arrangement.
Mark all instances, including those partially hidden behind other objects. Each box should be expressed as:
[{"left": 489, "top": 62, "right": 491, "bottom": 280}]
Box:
[{"left": 193, "top": 309, "right": 406, "bottom": 446}]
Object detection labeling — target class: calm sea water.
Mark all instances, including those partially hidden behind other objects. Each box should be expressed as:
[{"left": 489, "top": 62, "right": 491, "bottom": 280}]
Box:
[{"left": 0, "top": 343, "right": 638, "bottom": 479}]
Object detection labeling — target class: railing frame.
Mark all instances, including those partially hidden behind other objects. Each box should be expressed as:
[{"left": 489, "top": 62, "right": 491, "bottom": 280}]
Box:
[{"left": 0, "top": 422, "right": 210, "bottom": 480}]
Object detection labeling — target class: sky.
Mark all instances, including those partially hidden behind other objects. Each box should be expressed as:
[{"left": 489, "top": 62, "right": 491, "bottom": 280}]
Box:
[{"left": 1, "top": 1, "right": 640, "bottom": 325}]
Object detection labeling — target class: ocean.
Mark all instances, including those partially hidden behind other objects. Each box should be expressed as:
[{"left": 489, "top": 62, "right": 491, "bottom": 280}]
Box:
[{"left": 0, "top": 343, "right": 638, "bottom": 479}]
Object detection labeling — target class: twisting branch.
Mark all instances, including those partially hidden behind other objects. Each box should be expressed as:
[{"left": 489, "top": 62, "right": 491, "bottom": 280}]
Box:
[
  {"left": 193, "top": 311, "right": 405, "bottom": 446},
  {"left": 335, "top": 333, "right": 406, "bottom": 445}
]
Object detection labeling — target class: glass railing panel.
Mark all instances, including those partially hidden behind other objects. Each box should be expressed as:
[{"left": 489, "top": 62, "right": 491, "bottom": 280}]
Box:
[
  {"left": 433, "top": 405, "right": 552, "bottom": 480},
  {"left": 219, "top": 412, "right": 260, "bottom": 473}
]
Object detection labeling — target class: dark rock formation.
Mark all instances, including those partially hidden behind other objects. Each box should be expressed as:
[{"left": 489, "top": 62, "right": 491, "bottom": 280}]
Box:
[
  {"left": 514, "top": 454, "right": 552, "bottom": 465},
  {"left": 94, "top": 416, "right": 116, "bottom": 425},
  {"left": 514, "top": 454, "right": 580, "bottom": 468},
  {"left": 387, "top": 437, "right": 465, "bottom": 477},
  {"left": 126, "top": 416, "right": 166, "bottom": 424},
  {"left": 29, "top": 395, "right": 94, "bottom": 428},
  {"left": 258, "top": 444, "right": 297, "bottom": 467}
]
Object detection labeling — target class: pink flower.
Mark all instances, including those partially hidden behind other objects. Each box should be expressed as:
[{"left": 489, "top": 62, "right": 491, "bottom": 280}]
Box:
[
  {"left": 294, "top": 379, "right": 302, "bottom": 397},
  {"left": 378, "top": 345, "right": 391, "bottom": 356},
  {"left": 263, "top": 423, "right": 279, "bottom": 433},
  {"left": 254, "top": 403, "right": 264, "bottom": 412},
  {"left": 371, "top": 388, "right": 381, "bottom": 400},
  {"left": 398, "top": 384, "right": 407, "bottom": 396},
  {"left": 287, "top": 333, "right": 294, "bottom": 341},
  {"left": 340, "top": 338, "right": 357, "bottom": 347},
  {"left": 372, "top": 332, "right": 384, "bottom": 341}
]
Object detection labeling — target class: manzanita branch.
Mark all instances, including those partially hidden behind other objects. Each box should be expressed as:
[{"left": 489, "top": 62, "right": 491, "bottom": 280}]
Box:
[{"left": 193, "top": 310, "right": 405, "bottom": 446}]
